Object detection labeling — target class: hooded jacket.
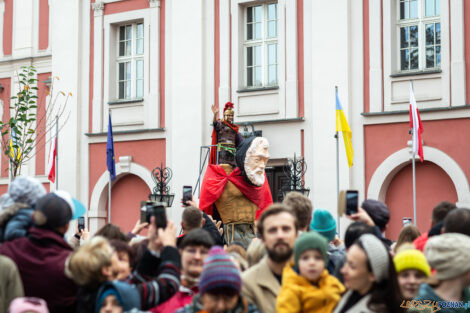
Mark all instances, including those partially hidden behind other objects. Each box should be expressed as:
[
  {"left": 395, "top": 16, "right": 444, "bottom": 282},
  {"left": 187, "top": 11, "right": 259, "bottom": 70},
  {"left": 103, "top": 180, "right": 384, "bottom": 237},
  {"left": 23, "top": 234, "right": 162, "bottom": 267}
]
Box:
[
  {"left": 0, "top": 227, "right": 77, "bottom": 313},
  {"left": 407, "top": 283, "right": 470, "bottom": 313},
  {"left": 276, "top": 264, "right": 345, "bottom": 313}
]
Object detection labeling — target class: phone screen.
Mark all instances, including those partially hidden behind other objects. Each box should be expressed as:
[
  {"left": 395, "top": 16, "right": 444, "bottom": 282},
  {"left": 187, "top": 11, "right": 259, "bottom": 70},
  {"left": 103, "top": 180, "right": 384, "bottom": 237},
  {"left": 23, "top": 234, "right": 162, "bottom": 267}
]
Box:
[
  {"left": 346, "top": 191, "right": 358, "bottom": 215},
  {"left": 183, "top": 186, "right": 192, "bottom": 205},
  {"left": 78, "top": 217, "right": 85, "bottom": 231}
]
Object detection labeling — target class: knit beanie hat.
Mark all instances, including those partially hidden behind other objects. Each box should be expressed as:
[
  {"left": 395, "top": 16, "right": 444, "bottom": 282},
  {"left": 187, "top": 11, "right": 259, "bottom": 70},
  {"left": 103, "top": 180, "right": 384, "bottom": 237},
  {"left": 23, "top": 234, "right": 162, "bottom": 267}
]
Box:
[
  {"left": 95, "top": 281, "right": 141, "bottom": 313},
  {"left": 361, "top": 199, "right": 390, "bottom": 230},
  {"left": 394, "top": 249, "right": 431, "bottom": 277},
  {"left": 8, "top": 176, "right": 46, "bottom": 206},
  {"left": 425, "top": 233, "right": 470, "bottom": 280},
  {"left": 310, "top": 209, "right": 336, "bottom": 242},
  {"left": 33, "top": 190, "right": 86, "bottom": 229},
  {"left": 357, "top": 234, "right": 390, "bottom": 282},
  {"left": 9, "top": 297, "right": 49, "bottom": 313},
  {"left": 199, "top": 246, "right": 242, "bottom": 294},
  {"left": 294, "top": 231, "right": 328, "bottom": 268}
]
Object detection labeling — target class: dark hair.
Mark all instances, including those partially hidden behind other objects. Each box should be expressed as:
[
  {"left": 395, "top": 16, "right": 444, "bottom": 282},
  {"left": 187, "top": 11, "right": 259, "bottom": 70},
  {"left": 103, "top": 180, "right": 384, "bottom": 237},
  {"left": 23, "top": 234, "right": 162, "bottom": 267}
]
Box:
[
  {"left": 130, "top": 239, "right": 149, "bottom": 267},
  {"left": 443, "top": 208, "right": 470, "bottom": 236},
  {"left": 256, "top": 204, "right": 298, "bottom": 239},
  {"left": 179, "top": 229, "right": 214, "bottom": 250},
  {"left": 354, "top": 240, "right": 405, "bottom": 313},
  {"left": 182, "top": 206, "right": 203, "bottom": 232},
  {"left": 282, "top": 192, "right": 313, "bottom": 230},
  {"left": 432, "top": 201, "right": 457, "bottom": 224},
  {"left": 344, "top": 222, "right": 375, "bottom": 249},
  {"left": 109, "top": 239, "right": 136, "bottom": 269},
  {"left": 95, "top": 224, "right": 129, "bottom": 242},
  {"left": 394, "top": 225, "right": 420, "bottom": 253}
]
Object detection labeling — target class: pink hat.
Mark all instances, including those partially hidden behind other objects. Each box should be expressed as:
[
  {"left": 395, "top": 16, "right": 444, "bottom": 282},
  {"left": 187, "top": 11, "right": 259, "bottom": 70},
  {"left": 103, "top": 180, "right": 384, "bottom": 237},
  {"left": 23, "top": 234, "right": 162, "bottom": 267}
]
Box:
[{"left": 8, "top": 297, "right": 49, "bottom": 313}]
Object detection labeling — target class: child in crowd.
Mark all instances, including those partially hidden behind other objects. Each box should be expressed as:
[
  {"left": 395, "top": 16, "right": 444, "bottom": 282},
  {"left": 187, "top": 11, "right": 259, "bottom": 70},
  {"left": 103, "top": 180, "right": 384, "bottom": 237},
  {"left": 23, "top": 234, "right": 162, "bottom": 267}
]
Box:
[
  {"left": 393, "top": 247, "right": 430, "bottom": 300},
  {"left": 276, "top": 231, "right": 345, "bottom": 313}
]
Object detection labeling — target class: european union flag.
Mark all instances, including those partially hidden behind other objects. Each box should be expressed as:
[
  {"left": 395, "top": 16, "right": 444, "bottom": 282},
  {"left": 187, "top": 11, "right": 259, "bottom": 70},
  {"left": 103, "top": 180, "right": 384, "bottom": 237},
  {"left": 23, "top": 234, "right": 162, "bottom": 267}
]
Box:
[{"left": 107, "top": 113, "right": 116, "bottom": 181}]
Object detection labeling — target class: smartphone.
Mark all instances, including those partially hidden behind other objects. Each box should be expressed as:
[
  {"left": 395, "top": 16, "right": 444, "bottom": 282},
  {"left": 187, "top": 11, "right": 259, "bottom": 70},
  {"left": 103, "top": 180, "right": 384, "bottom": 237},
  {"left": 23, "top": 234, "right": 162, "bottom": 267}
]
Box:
[
  {"left": 346, "top": 190, "right": 359, "bottom": 215},
  {"left": 403, "top": 218, "right": 413, "bottom": 227},
  {"left": 78, "top": 217, "right": 85, "bottom": 232},
  {"left": 145, "top": 202, "right": 167, "bottom": 229},
  {"left": 183, "top": 185, "right": 192, "bottom": 205}
]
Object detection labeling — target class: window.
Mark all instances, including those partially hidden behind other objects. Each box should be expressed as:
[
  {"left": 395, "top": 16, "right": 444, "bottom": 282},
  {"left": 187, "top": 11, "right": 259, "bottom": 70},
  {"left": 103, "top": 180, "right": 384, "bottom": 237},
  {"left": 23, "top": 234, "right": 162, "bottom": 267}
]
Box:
[
  {"left": 116, "top": 22, "right": 144, "bottom": 100},
  {"left": 244, "top": 3, "right": 278, "bottom": 88},
  {"left": 398, "top": 0, "right": 440, "bottom": 71}
]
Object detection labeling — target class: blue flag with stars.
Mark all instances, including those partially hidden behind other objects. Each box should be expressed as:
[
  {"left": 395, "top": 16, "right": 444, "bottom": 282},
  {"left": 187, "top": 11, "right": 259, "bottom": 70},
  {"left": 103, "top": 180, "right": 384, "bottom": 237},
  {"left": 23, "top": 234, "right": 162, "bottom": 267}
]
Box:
[{"left": 107, "top": 113, "right": 116, "bottom": 181}]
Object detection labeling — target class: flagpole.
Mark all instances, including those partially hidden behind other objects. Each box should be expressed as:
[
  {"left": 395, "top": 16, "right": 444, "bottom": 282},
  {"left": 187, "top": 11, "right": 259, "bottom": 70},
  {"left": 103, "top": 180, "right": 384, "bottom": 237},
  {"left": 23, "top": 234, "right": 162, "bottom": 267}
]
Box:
[
  {"left": 108, "top": 172, "right": 111, "bottom": 223},
  {"left": 335, "top": 86, "right": 340, "bottom": 235},
  {"left": 55, "top": 115, "right": 59, "bottom": 190},
  {"left": 411, "top": 81, "right": 417, "bottom": 226},
  {"left": 108, "top": 110, "right": 112, "bottom": 224}
]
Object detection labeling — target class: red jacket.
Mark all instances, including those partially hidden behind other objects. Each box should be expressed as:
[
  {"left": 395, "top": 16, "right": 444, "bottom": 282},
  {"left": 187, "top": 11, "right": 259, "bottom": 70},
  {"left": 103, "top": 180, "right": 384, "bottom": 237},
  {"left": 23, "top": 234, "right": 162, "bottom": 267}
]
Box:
[
  {"left": 0, "top": 227, "right": 77, "bottom": 313},
  {"left": 413, "top": 232, "right": 429, "bottom": 252},
  {"left": 150, "top": 285, "right": 198, "bottom": 313}
]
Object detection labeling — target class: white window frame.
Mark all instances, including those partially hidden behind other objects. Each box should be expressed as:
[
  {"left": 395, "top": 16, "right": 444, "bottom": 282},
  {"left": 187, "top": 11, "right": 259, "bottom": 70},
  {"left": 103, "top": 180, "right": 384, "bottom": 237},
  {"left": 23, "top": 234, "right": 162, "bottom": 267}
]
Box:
[
  {"left": 243, "top": 3, "right": 278, "bottom": 88},
  {"left": 116, "top": 22, "right": 145, "bottom": 100},
  {"left": 396, "top": 0, "right": 441, "bottom": 73},
  {"left": 95, "top": 7, "right": 160, "bottom": 133},
  {"left": 227, "top": 0, "right": 299, "bottom": 122}
]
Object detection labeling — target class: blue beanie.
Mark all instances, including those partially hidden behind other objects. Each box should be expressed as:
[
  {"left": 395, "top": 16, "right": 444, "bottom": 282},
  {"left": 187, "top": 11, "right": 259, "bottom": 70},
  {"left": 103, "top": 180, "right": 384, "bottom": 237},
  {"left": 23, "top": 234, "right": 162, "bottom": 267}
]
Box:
[
  {"left": 310, "top": 209, "right": 336, "bottom": 242},
  {"left": 95, "top": 281, "right": 141, "bottom": 313}
]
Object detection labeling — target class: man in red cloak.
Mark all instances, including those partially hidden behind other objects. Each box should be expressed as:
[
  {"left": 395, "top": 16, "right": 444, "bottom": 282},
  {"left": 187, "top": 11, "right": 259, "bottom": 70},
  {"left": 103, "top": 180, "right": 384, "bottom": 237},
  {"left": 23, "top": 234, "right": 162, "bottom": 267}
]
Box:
[
  {"left": 200, "top": 136, "right": 273, "bottom": 247},
  {"left": 209, "top": 102, "right": 243, "bottom": 167}
]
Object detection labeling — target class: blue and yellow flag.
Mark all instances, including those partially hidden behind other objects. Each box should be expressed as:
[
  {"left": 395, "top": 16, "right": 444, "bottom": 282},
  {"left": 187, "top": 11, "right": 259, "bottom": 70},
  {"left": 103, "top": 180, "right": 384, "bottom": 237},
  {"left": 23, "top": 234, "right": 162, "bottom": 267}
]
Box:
[
  {"left": 9, "top": 128, "right": 21, "bottom": 161},
  {"left": 336, "top": 90, "right": 353, "bottom": 167}
]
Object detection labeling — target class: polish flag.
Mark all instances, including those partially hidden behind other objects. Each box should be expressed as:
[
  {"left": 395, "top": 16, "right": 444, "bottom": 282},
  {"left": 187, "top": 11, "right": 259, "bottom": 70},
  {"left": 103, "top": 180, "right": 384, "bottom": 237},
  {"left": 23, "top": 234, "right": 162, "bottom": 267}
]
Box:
[
  {"left": 409, "top": 82, "right": 424, "bottom": 162},
  {"left": 47, "top": 136, "right": 57, "bottom": 183}
]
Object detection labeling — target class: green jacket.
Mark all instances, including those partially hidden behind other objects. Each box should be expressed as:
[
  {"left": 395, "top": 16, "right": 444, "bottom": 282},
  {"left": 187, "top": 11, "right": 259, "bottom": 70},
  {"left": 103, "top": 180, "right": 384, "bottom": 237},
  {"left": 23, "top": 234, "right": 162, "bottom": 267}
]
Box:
[{"left": 407, "top": 283, "right": 470, "bottom": 313}]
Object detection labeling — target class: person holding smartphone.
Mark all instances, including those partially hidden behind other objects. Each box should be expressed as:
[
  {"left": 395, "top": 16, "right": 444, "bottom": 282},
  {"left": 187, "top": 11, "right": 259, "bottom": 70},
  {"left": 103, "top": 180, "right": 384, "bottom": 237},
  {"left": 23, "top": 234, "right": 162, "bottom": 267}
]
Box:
[
  {"left": 347, "top": 199, "right": 392, "bottom": 248},
  {"left": 69, "top": 217, "right": 90, "bottom": 249}
]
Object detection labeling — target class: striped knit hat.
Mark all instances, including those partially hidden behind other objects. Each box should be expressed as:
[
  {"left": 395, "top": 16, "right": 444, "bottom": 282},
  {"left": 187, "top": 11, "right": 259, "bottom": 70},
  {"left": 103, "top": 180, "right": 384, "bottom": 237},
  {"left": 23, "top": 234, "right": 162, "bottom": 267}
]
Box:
[{"left": 199, "top": 246, "right": 242, "bottom": 294}]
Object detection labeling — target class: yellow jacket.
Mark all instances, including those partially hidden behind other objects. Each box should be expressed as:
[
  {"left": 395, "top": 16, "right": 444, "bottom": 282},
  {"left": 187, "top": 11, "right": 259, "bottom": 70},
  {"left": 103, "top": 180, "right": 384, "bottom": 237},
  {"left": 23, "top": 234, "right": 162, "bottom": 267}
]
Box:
[{"left": 276, "top": 262, "right": 345, "bottom": 313}]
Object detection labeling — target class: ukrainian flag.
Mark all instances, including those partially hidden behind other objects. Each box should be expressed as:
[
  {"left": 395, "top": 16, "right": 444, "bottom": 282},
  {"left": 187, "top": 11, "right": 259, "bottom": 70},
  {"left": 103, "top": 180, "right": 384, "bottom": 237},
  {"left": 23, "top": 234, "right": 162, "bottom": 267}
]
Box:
[
  {"left": 336, "top": 89, "right": 353, "bottom": 167},
  {"left": 9, "top": 128, "right": 21, "bottom": 162}
]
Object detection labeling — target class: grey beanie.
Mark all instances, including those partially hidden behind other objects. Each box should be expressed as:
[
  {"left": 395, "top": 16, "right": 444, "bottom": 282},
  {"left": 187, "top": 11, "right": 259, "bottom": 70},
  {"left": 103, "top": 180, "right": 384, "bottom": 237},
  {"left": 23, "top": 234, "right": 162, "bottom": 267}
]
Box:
[
  {"left": 358, "top": 234, "right": 390, "bottom": 282},
  {"left": 425, "top": 233, "right": 470, "bottom": 280},
  {"left": 8, "top": 176, "right": 46, "bottom": 206}
]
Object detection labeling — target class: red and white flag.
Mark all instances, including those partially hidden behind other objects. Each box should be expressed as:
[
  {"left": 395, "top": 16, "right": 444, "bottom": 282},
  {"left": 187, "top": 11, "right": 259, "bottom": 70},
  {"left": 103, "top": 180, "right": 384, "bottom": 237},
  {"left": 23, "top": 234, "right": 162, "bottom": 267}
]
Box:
[
  {"left": 409, "top": 82, "right": 424, "bottom": 162},
  {"left": 47, "top": 135, "right": 57, "bottom": 183}
]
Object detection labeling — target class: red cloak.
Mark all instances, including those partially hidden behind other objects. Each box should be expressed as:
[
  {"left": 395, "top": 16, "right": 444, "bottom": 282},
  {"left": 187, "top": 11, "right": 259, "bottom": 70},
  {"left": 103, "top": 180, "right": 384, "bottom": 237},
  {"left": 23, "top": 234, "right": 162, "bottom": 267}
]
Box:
[{"left": 199, "top": 164, "right": 273, "bottom": 220}]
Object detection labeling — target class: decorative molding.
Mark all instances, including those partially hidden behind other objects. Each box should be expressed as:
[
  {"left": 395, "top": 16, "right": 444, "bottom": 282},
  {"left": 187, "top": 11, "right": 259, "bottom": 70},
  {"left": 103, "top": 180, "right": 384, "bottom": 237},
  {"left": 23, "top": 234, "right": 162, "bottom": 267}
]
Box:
[
  {"left": 91, "top": 1, "right": 104, "bottom": 16},
  {"left": 148, "top": 0, "right": 160, "bottom": 8},
  {"left": 367, "top": 146, "right": 470, "bottom": 205},
  {"left": 118, "top": 156, "right": 132, "bottom": 172}
]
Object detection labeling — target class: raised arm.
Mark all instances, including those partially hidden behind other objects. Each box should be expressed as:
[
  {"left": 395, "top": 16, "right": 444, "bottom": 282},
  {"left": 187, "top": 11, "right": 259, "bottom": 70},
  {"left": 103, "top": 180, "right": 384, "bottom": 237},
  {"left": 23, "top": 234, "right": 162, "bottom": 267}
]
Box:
[{"left": 211, "top": 104, "right": 219, "bottom": 124}]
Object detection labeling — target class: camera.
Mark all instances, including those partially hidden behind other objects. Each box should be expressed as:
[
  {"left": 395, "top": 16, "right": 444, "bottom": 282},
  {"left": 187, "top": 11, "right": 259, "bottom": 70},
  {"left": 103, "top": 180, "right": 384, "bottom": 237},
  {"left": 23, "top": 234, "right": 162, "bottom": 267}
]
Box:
[{"left": 140, "top": 201, "right": 167, "bottom": 228}]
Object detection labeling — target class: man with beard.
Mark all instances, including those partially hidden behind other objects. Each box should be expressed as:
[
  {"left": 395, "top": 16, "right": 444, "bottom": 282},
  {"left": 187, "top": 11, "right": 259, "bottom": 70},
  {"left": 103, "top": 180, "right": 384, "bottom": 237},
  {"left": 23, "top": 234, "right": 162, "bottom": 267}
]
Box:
[
  {"left": 199, "top": 136, "right": 273, "bottom": 247},
  {"left": 241, "top": 204, "right": 298, "bottom": 313}
]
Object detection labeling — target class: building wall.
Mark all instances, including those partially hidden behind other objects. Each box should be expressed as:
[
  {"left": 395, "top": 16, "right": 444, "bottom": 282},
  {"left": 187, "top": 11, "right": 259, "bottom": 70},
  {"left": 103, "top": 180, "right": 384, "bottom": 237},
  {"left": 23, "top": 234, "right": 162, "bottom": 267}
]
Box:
[{"left": 0, "top": 0, "right": 468, "bottom": 239}]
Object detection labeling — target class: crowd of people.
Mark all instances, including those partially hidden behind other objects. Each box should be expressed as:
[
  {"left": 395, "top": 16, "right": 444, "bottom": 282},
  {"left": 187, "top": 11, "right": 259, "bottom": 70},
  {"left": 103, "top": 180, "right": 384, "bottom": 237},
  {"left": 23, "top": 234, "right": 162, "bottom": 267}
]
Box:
[{"left": 0, "top": 176, "right": 468, "bottom": 313}]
